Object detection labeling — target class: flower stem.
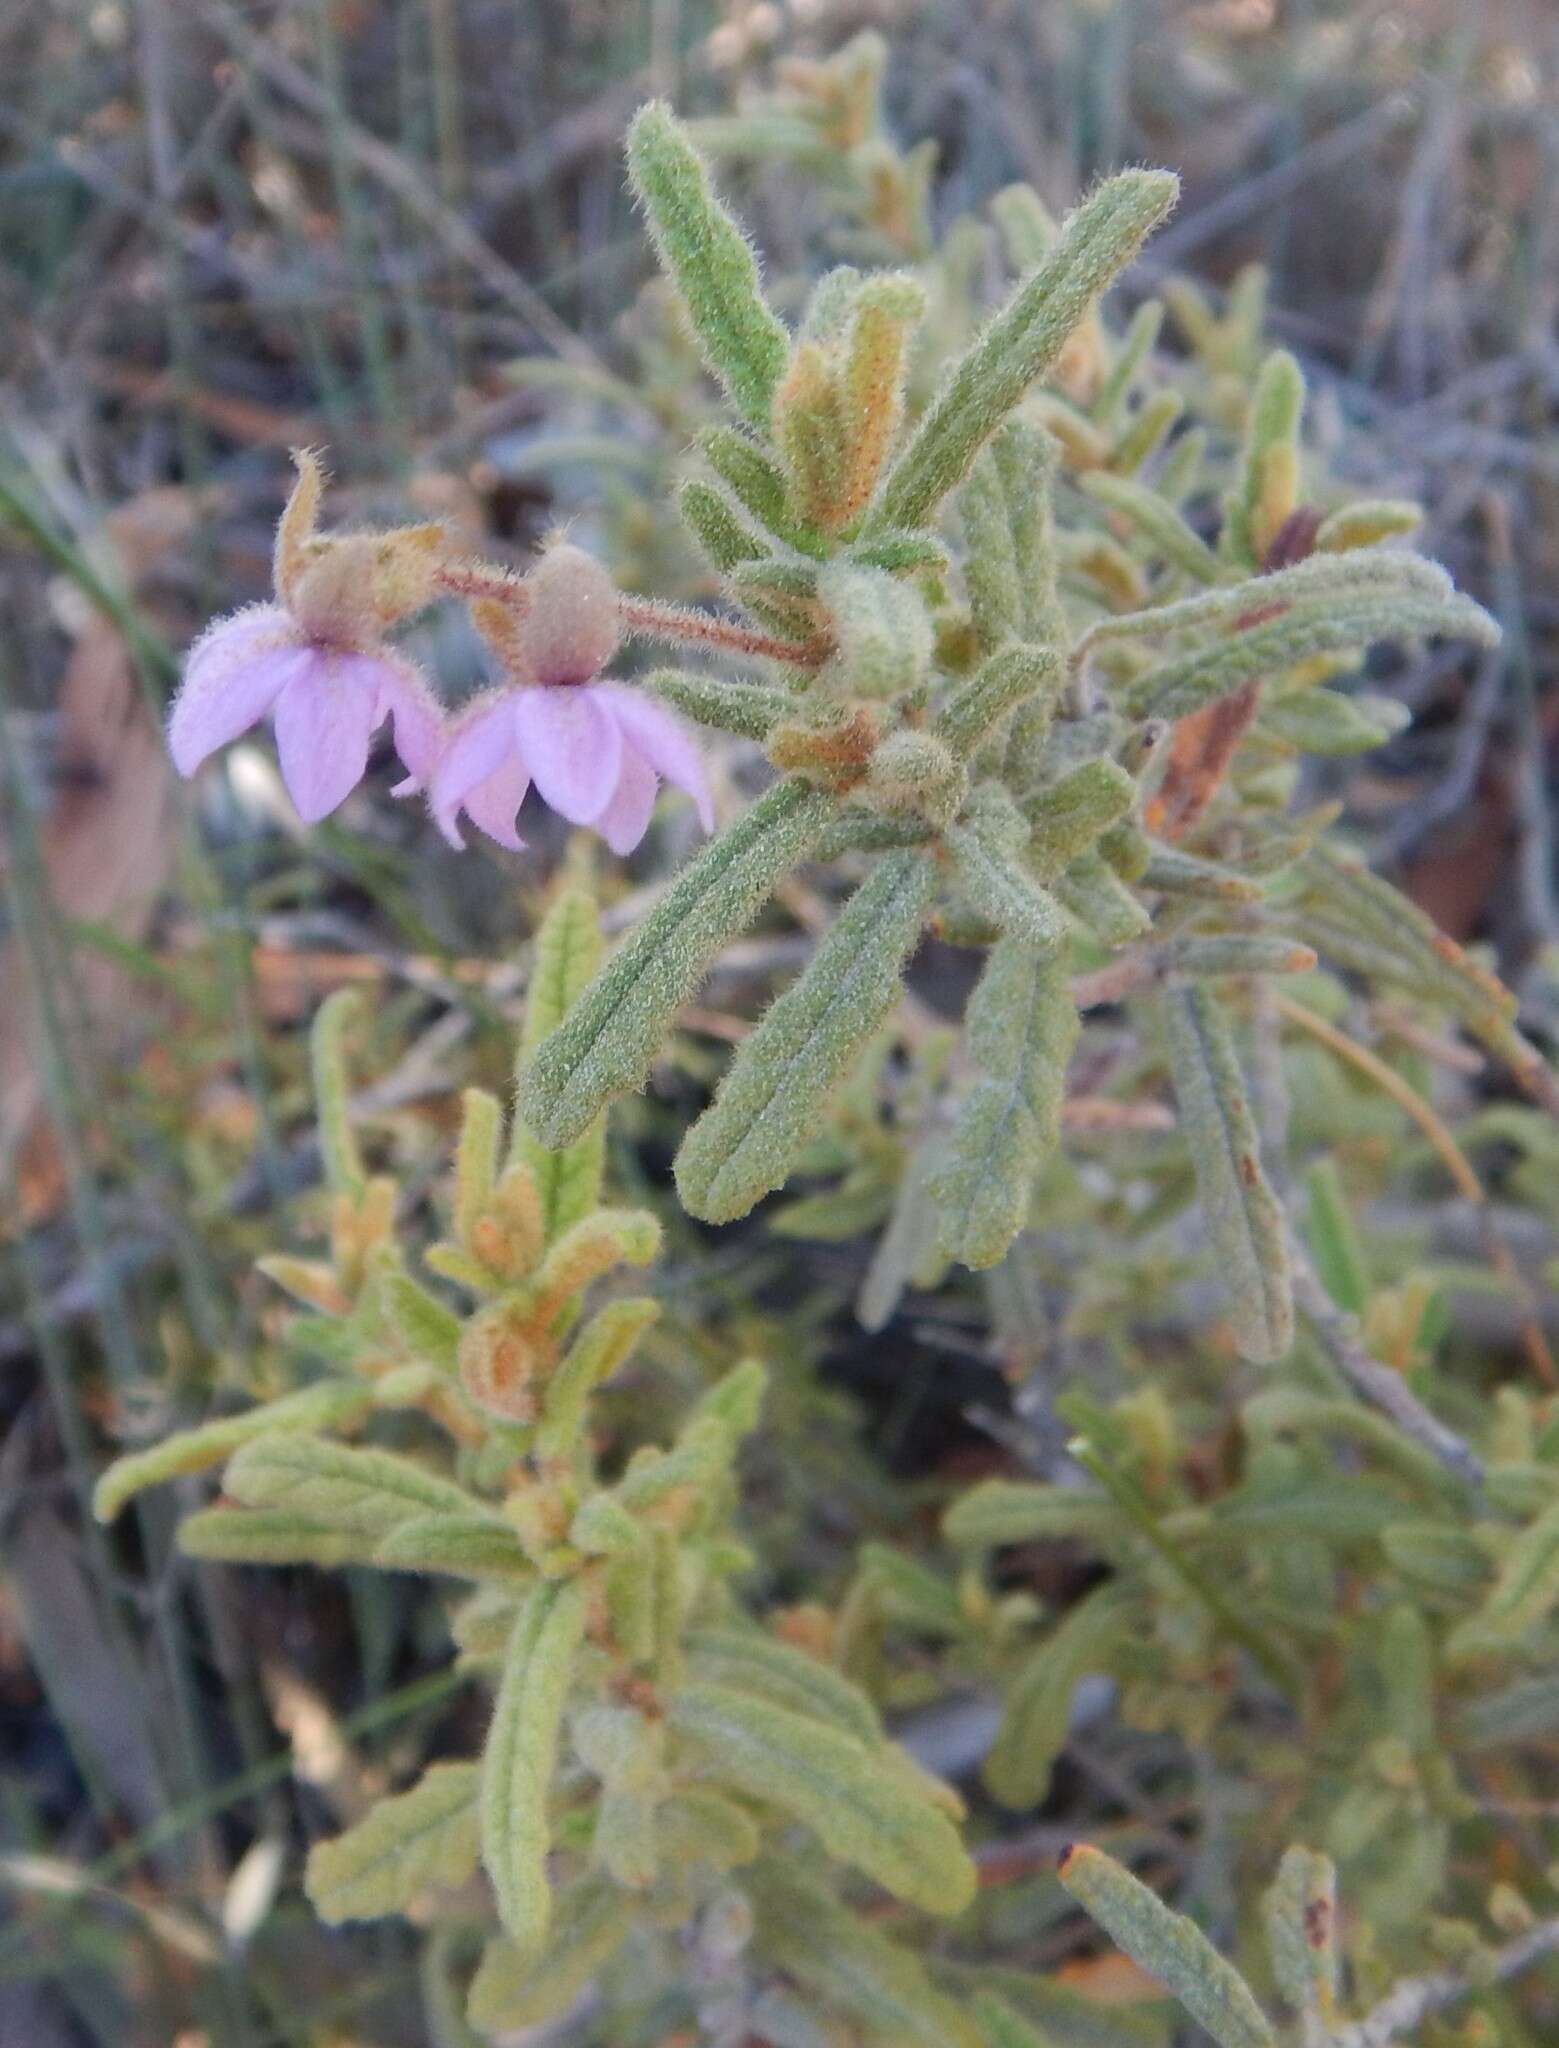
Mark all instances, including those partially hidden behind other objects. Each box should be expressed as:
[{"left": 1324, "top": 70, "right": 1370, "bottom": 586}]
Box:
[{"left": 617, "top": 594, "right": 828, "bottom": 669}]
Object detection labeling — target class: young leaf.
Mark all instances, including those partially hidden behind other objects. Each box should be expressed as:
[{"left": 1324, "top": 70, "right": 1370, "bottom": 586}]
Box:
[
  {"left": 1025, "top": 758, "right": 1139, "bottom": 877},
  {"left": 818, "top": 561, "right": 933, "bottom": 699},
  {"left": 877, "top": 169, "right": 1179, "bottom": 529},
  {"left": 305, "top": 1763, "right": 480, "bottom": 1923},
  {"left": 668, "top": 1681, "right": 975, "bottom": 1916},
  {"left": 93, "top": 1380, "right": 372, "bottom": 1523},
  {"left": 521, "top": 778, "right": 834, "bottom": 1148},
  {"left": 1159, "top": 984, "right": 1293, "bottom": 1364},
  {"left": 512, "top": 886, "right": 606, "bottom": 1239},
  {"left": 626, "top": 103, "right": 790, "bottom": 430},
  {"left": 481, "top": 1578, "right": 588, "bottom": 1950},
  {"left": 679, "top": 477, "right": 768, "bottom": 572},
  {"left": 466, "top": 1877, "right": 630, "bottom": 2032},
  {"left": 943, "top": 1478, "right": 1117, "bottom": 1550},
  {"left": 674, "top": 849, "right": 937, "bottom": 1222},
  {"left": 1058, "top": 1844, "right": 1276, "bottom": 2048},
  {"left": 933, "top": 939, "right": 1078, "bottom": 1270}
]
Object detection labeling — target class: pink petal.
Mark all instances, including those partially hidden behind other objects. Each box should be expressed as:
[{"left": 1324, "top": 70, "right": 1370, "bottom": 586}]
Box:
[
  {"left": 596, "top": 745, "right": 659, "bottom": 855},
  {"left": 271, "top": 652, "right": 381, "bottom": 822},
  {"left": 430, "top": 698, "right": 527, "bottom": 849},
  {"left": 375, "top": 655, "right": 444, "bottom": 791},
  {"left": 510, "top": 685, "right": 622, "bottom": 824},
  {"left": 168, "top": 604, "right": 304, "bottom": 775},
  {"left": 592, "top": 683, "right": 714, "bottom": 831}
]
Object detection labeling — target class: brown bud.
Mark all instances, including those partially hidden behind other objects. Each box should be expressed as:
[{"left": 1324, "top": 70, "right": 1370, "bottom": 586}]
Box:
[{"left": 457, "top": 1300, "right": 553, "bottom": 1422}]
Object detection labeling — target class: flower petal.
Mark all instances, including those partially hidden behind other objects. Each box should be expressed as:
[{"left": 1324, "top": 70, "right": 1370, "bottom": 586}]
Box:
[
  {"left": 510, "top": 685, "right": 622, "bottom": 824},
  {"left": 168, "top": 604, "right": 303, "bottom": 775},
  {"left": 375, "top": 654, "right": 445, "bottom": 790},
  {"left": 430, "top": 697, "right": 525, "bottom": 848},
  {"left": 595, "top": 744, "right": 659, "bottom": 856},
  {"left": 592, "top": 683, "right": 714, "bottom": 831},
  {"left": 271, "top": 652, "right": 380, "bottom": 822}
]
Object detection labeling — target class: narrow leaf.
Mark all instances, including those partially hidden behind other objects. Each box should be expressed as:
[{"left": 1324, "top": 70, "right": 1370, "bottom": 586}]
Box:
[
  {"left": 223, "top": 1435, "right": 479, "bottom": 1536},
  {"left": 668, "top": 1681, "right": 975, "bottom": 1916},
  {"left": 466, "top": 1878, "right": 630, "bottom": 2032},
  {"left": 93, "top": 1381, "right": 371, "bottom": 1523},
  {"left": 626, "top": 103, "right": 791, "bottom": 429},
  {"left": 933, "top": 939, "right": 1078, "bottom": 1270},
  {"left": 480, "top": 1579, "right": 588, "bottom": 1948},
  {"left": 1058, "top": 1844, "right": 1276, "bottom": 2048},
  {"left": 306, "top": 1763, "right": 480, "bottom": 1923},
  {"left": 878, "top": 169, "right": 1178, "bottom": 528},
  {"left": 522, "top": 778, "right": 834, "bottom": 1148},
  {"left": 675, "top": 850, "right": 937, "bottom": 1221},
  {"left": 1159, "top": 984, "right": 1293, "bottom": 1363}
]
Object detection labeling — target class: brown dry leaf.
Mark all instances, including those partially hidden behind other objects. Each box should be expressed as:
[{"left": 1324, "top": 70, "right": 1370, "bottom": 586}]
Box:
[
  {"left": 0, "top": 490, "right": 192, "bottom": 1229},
  {"left": 1145, "top": 676, "right": 1262, "bottom": 841}
]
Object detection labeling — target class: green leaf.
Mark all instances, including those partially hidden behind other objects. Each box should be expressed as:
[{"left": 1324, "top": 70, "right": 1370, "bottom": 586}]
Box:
[
  {"left": 1079, "top": 471, "right": 1220, "bottom": 582},
  {"left": 1058, "top": 1844, "right": 1276, "bottom": 2048},
  {"left": 374, "top": 1514, "right": 534, "bottom": 1583},
  {"left": 1025, "top": 759, "right": 1138, "bottom": 879},
  {"left": 938, "top": 644, "right": 1061, "bottom": 759},
  {"left": 751, "top": 1862, "right": 984, "bottom": 2048},
  {"left": 877, "top": 169, "right": 1178, "bottom": 529},
  {"left": 1448, "top": 1498, "right": 1559, "bottom": 1659},
  {"left": 985, "top": 1585, "right": 1135, "bottom": 1809},
  {"left": 818, "top": 562, "right": 933, "bottom": 700},
  {"left": 512, "top": 886, "right": 606, "bottom": 1238},
  {"left": 522, "top": 777, "right": 834, "bottom": 1148},
  {"left": 944, "top": 1478, "right": 1117, "bottom": 1550},
  {"left": 93, "top": 1380, "right": 372, "bottom": 1523},
  {"left": 480, "top": 1578, "right": 588, "bottom": 1949},
  {"left": 378, "top": 1273, "right": 462, "bottom": 1376},
  {"left": 679, "top": 477, "right": 768, "bottom": 572},
  {"left": 310, "top": 988, "right": 365, "bottom": 1196},
  {"left": 946, "top": 790, "right": 1068, "bottom": 951},
  {"left": 177, "top": 1506, "right": 385, "bottom": 1567},
  {"left": 626, "top": 102, "right": 791, "bottom": 430},
  {"left": 1159, "top": 984, "right": 1293, "bottom": 1364},
  {"left": 933, "top": 939, "right": 1078, "bottom": 1270},
  {"left": 686, "top": 1625, "right": 883, "bottom": 1747},
  {"left": 466, "top": 1877, "right": 630, "bottom": 2032},
  {"left": 1125, "top": 584, "right": 1498, "bottom": 722},
  {"left": 1261, "top": 1846, "right": 1339, "bottom": 2022},
  {"left": 641, "top": 666, "right": 793, "bottom": 741},
  {"left": 668, "top": 1681, "right": 975, "bottom": 1916},
  {"left": 1302, "top": 1159, "right": 1370, "bottom": 1315},
  {"left": 675, "top": 850, "right": 937, "bottom": 1222},
  {"left": 305, "top": 1763, "right": 480, "bottom": 1923},
  {"left": 536, "top": 1298, "right": 662, "bottom": 1461},
  {"left": 222, "top": 1435, "right": 479, "bottom": 1536}
]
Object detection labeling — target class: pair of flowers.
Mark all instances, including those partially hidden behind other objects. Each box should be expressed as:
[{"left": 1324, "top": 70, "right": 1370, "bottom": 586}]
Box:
[{"left": 169, "top": 455, "right": 713, "bottom": 854}]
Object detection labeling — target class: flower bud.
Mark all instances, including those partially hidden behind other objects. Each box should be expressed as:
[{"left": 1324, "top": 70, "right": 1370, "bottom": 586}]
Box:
[{"left": 520, "top": 542, "right": 621, "bottom": 685}]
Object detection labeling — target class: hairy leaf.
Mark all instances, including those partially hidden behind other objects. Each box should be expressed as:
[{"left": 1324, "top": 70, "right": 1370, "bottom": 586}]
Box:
[
  {"left": 675, "top": 850, "right": 937, "bottom": 1222},
  {"left": 306, "top": 1763, "right": 480, "bottom": 1923},
  {"left": 522, "top": 777, "right": 834, "bottom": 1148}
]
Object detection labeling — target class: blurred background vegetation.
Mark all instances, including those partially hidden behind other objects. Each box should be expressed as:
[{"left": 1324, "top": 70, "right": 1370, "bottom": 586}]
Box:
[{"left": 1, "top": 2, "right": 1556, "bottom": 2042}]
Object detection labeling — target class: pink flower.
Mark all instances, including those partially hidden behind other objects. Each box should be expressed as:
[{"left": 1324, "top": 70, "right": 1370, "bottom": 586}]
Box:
[
  {"left": 432, "top": 680, "right": 714, "bottom": 853},
  {"left": 167, "top": 449, "right": 446, "bottom": 823},
  {"left": 432, "top": 538, "right": 714, "bottom": 854},
  {"left": 170, "top": 602, "right": 443, "bottom": 822}
]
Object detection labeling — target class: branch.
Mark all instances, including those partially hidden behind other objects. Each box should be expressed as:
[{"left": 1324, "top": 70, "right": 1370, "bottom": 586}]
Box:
[{"left": 1341, "top": 1915, "right": 1559, "bottom": 2048}]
